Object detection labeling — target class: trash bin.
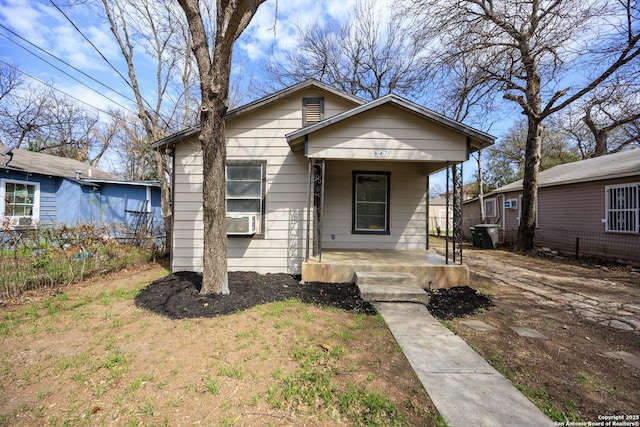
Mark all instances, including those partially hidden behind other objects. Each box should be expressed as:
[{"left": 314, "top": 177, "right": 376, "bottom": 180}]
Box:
[
  {"left": 469, "top": 227, "right": 480, "bottom": 247},
  {"left": 474, "top": 224, "right": 499, "bottom": 249}
]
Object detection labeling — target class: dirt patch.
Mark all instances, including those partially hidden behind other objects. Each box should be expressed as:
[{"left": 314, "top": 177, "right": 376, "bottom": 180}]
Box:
[
  {"left": 0, "top": 265, "right": 437, "bottom": 426},
  {"left": 134, "top": 271, "right": 376, "bottom": 318},
  {"left": 3, "top": 245, "right": 640, "bottom": 425},
  {"left": 440, "top": 245, "right": 640, "bottom": 423}
]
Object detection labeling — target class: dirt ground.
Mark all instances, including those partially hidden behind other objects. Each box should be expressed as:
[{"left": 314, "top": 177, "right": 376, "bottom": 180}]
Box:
[
  {"left": 0, "top": 265, "right": 437, "bottom": 426},
  {"left": 2, "top": 245, "right": 639, "bottom": 425},
  {"left": 442, "top": 245, "right": 640, "bottom": 423}
]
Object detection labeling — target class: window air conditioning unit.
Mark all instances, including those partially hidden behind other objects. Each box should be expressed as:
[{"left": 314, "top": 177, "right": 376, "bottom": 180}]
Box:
[
  {"left": 8, "top": 216, "right": 35, "bottom": 229},
  {"left": 504, "top": 199, "right": 518, "bottom": 209},
  {"left": 226, "top": 215, "right": 256, "bottom": 235}
]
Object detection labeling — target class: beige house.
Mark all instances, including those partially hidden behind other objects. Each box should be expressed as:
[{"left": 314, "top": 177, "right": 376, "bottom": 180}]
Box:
[
  {"left": 464, "top": 149, "right": 640, "bottom": 263},
  {"left": 154, "top": 80, "right": 494, "bottom": 281}
]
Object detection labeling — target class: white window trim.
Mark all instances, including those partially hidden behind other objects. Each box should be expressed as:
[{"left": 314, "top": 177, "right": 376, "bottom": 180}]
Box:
[
  {"left": 0, "top": 178, "right": 40, "bottom": 229},
  {"left": 484, "top": 198, "right": 496, "bottom": 218},
  {"left": 605, "top": 183, "right": 639, "bottom": 234},
  {"left": 516, "top": 194, "right": 539, "bottom": 228},
  {"left": 225, "top": 161, "right": 266, "bottom": 237}
]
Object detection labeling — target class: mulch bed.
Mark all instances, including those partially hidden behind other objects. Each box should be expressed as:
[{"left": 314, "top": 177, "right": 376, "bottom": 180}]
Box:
[
  {"left": 134, "top": 271, "right": 492, "bottom": 320},
  {"left": 426, "top": 286, "right": 494, "bottom": 320}
]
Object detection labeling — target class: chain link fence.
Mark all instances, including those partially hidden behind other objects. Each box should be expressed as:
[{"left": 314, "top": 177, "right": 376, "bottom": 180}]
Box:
[{"left": 432, "top": 216, "right": 640, "bottom": 264}]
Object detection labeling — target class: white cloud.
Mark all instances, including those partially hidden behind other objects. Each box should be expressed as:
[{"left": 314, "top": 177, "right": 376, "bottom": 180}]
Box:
[
  {"left": 237, "top": 0, "right": 359, "bottom": 61},
  {"left": 0, "top": 0, "right": 52, "bottom": 49}
]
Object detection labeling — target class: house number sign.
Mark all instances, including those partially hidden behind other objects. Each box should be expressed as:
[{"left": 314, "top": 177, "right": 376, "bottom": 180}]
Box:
[{"left": 373, "top": 150, "right": 389, "bottom": 158}]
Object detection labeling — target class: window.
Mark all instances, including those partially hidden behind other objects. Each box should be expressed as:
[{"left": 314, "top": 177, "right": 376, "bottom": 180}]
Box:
[
  {"left": 226, "top": 162, "right": 265, "bottom": 235},
  {"left": 516, "top": 194, "right": 538, "bottom": 227},
  {"left": 303, "top": 97, "right": 324, "bottom": 126},
  {"left": 0, "top": 179, "right": 40, "bottom": 229},
  {"left": 484, "top": 198, "right": 496, "bottom": 217},
  {"left": 352, "top": 171, "right": 390, "bottom": 234},
  {"left": 605, "top": 183, "right": 639, "bottom": 233}
]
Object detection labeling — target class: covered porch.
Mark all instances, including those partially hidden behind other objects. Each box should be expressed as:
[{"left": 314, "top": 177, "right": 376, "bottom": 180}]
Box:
[
  {"left": 286, "top": 94, "right": 495, "bottom": 287},
  {"left": 301, "top": 249, "right": 469, "bottom": 288}
]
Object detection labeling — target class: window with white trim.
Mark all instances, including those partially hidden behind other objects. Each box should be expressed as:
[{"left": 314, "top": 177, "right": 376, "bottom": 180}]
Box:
[
  {"left": 605, "top": 183, "right": 639, "bottom": 233},
  {"left": 1, "top": 179, "right": 40, "bottom": 229},
  {"left": 352, "top": 171, "right": 390, "bottom": 234},
  {"left": 484, "top": 198, "right": 496, "bottom": 217},
  {"left": 517, "top": 194, "right": 538, "bottom": 227},
  {"left": 225, "top": 162, "right": 265, "bottom": 235}
]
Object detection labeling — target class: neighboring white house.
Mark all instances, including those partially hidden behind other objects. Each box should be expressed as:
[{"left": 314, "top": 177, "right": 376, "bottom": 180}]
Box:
[{"left": 153, "top": 79, "right": 494, "bottom": 276}]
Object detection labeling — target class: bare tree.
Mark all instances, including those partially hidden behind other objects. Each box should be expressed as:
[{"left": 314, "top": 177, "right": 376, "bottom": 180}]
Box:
[
  {"left": 267, "top": 0, "right": 429, "bottom": 100},
  {"left": 405, "top": 0, "right": 640, "bottom": 251},
  {"left": 177, "top": 0, "right": 266, "bottom": 294},
  {"left": 99, "top": 0, "right": 203, "bottom": 253},
  {"left": 0, "top": 64, "right": 23, "bottom": 103},
  {"left": 0, "top": 82, "right": 54, "bottom": 149},
  {"left": 580, "top": 79, "right": 640, "bottom": 156}
]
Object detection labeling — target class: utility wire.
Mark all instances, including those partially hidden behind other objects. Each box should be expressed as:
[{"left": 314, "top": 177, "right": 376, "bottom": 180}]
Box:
[
  {"left": 0, "top": 59, "right": 143, "bottom": 129},
  {"left": 48, "top": 0, "right": 173, "bottom": 129},
  {"left": 0, "top": 30, "right": 139, "bottom": 116},
  {"left": 48, "top": 0, "right": 135, "bottom": 94},
  {"left": 0, "top": 23, "right": 140, "bottom": 108}
]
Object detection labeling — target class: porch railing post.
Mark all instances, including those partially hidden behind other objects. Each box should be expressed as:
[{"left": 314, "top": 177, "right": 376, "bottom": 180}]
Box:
[
  {"left": 318, "top": 160, "right": 326, "bottom": 263},
  {"left": 305, "top": 160, "right": 312, "bottom": 261}
]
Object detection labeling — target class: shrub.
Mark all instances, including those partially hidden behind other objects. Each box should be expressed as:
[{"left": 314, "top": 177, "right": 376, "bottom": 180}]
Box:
[{"left": 0, "top": 223, "right": 163, "bottom": 298}]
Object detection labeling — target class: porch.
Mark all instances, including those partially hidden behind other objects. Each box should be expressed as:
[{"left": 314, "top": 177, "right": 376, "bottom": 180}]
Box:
[{"left": 301, "top": 249, "right": 469, "bottom": 288}]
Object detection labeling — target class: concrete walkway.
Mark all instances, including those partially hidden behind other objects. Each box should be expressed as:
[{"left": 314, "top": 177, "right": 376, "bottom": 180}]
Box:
[
  {"left": 375, "top": 302, "right": 555, "bottom": 427},
  {"left": 355, "top": 270, "right": 554, "bottom": 425}
]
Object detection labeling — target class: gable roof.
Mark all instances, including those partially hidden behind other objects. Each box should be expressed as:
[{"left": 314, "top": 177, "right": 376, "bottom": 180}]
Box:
[
  {"left": 489, "top": 149, "right": 640, "bottom": 194},
  {"left": 0, "top": 143, "right": 120, "bottom": 183},
  {"left": 227, "top": 79, "right": 365, "bottom": 120},
  {"left": 285, "top": 94, "right": 495, "bottom": 151},
  {"left": 152, "top": 79, "right": 366, "bottom": 149}
]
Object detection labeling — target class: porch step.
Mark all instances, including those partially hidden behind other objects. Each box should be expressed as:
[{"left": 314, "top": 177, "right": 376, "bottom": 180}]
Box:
[{"left": 355, "top": 271, "right": 429, "bottom": 304}]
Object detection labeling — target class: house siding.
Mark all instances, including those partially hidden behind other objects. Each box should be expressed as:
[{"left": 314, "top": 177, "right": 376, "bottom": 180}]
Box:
[
  {"left": 171, "top": 89, "right": 360, "bottom": 274},
  {"left": 322, "top": 160, "right": 427, "bottom": 250},
  {"left": 306, "top": 105, "right": 469, "bottom": 162},
  {"left": 463, "top": 177, "right": 640, "bottom": 263}
]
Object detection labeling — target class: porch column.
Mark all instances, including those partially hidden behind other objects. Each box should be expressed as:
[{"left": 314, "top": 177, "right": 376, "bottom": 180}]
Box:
[
  {"left": 445, "top": 161, "right": 464, "bottom": 264},
  {"left": 305, "top": 159, "right": 325, "bottom": 262}
]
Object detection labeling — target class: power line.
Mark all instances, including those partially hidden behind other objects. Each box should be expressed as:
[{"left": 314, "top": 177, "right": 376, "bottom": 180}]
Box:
[
  {"left": 0, "top": 59, "right": 143, "bottom": 129},
  {"left": 0, "top": 23, "right": 140, "bottom": 108},
  {"left": 0, "top": 29, "right": 139, "bottom": 116},
  {"left": 48, "top": 0, "right": 136, "bottom": 94},
  {"left": 47, "top": 0, "right": 173, "bottom": 129}
]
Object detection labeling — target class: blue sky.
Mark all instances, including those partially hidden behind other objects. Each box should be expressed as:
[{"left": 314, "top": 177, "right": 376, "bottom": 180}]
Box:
[{"left": 0, "top": 0, "right": 500, "bottom": 187}]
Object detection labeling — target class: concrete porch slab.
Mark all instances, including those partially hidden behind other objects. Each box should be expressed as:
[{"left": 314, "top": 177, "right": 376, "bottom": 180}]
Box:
[{"left": 302, "top": 249, "right": 469, "bottom": 288}]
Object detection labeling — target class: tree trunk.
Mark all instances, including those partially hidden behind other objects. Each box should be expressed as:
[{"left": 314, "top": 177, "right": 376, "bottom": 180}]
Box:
[
  {"left": 515, "top": 117, "right": 543, "bottom": 251},
  {"left": 200, "top": 101, "right": 229, "bottom": 294},
  {"left": 177, "top": 0, "right": 266, "bottom": 294}
]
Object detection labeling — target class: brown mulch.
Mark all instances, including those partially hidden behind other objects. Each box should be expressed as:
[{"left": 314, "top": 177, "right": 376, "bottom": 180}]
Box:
[{"left": 134, "top": 271, "right": 491, "bottom": 320}]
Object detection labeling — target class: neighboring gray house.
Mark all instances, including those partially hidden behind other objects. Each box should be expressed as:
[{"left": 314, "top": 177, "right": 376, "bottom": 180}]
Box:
[
  {"left": 464, "top": 149, "right": 640, "bottom": 263},
  {"left": 154, "top": 79, "right": 494, "bottom": 279}
]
